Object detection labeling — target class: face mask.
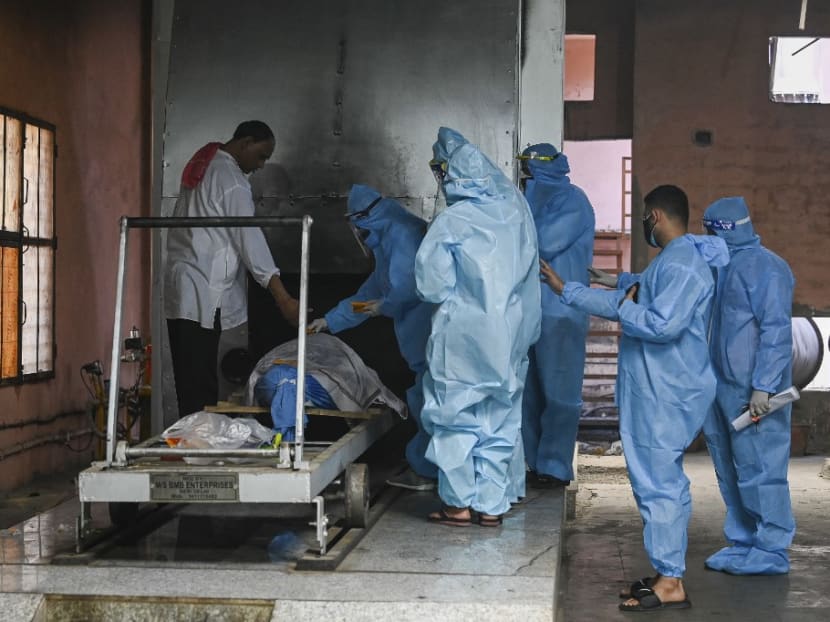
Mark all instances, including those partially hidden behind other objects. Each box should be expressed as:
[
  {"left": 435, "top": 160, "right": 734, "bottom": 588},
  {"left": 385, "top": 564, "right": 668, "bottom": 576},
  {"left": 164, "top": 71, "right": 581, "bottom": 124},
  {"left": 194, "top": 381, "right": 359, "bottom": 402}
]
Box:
[{"left": 643, "top": 211, "right": 659, "bottom": 248}]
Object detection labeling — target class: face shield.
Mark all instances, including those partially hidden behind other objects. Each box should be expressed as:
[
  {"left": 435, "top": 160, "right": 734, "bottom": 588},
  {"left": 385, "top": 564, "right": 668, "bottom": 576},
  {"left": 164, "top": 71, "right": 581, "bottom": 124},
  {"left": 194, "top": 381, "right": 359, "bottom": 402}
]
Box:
[
  {"left": 429, "top": 159, "right": 449, "bottom": 216},
  {"left": 345, "top": 196, "right": 382, "bottom": 257},
  {"left": 515, "top": 151, "right": 559, "bottom": 191}
]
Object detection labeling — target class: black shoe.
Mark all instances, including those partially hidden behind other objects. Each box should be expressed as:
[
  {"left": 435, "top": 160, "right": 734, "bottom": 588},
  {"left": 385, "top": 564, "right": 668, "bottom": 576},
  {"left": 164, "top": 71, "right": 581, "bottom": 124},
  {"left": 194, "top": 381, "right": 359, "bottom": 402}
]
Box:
[{"left": 528, "top": 472, "right": 570, "bottom": 489}]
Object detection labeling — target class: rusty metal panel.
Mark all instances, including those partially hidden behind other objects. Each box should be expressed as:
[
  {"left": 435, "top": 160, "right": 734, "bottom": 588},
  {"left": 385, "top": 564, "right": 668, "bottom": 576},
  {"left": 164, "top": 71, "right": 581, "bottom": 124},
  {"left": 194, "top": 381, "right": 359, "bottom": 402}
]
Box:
[{"left": 162, "top": 0, "right": 520, "bottom": 273}]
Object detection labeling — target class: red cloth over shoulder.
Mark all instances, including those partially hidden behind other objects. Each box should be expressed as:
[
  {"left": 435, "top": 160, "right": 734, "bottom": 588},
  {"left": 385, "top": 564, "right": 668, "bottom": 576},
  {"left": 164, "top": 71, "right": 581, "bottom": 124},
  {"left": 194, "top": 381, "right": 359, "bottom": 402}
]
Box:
[{"left": 181, "top": 142, "right": 222, "bottom": 189}]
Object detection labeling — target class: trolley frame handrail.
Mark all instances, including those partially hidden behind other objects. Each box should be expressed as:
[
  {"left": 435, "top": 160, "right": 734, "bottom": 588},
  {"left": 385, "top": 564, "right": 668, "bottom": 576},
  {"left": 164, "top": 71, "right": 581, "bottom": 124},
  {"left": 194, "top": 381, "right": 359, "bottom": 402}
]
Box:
[{"left": 105, "top": 215, "right": 312, "bottom": 468}]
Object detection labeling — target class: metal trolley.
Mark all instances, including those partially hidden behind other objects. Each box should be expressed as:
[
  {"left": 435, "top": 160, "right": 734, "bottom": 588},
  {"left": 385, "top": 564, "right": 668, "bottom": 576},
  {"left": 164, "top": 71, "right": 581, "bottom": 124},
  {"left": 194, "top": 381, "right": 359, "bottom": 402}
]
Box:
[{"left": 76, "top": 215, "right": 396, "bottom": 554}]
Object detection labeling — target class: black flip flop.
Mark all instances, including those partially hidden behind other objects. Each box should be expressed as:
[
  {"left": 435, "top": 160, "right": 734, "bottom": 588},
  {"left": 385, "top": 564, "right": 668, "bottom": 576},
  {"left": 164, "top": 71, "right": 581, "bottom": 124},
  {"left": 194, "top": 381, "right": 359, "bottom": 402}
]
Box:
[
  {"left": 427, "top": 506, "right": 472, "bottom": 527},
  {"left": 619, "top": 575, "right": 658, "bottom": 599},
  {"left": 619, "top": 587, "right": 692, "bottom": 612}
]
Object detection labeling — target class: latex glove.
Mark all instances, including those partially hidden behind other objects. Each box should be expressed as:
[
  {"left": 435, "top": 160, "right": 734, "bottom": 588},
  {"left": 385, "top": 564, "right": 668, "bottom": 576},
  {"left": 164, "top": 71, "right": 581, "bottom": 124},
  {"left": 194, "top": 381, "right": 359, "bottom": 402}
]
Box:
[
  {"left": 749, "top": 389, "right": 771, "bottom": 419},
  {"left": 359, "top": 300, "right": 381, "bottom": 317},
  {"left": 307, "top": 318, "right": 329, "bottom": 334},
  {"left": 588, "top": 267, "right": 617, "bottom": 288}
]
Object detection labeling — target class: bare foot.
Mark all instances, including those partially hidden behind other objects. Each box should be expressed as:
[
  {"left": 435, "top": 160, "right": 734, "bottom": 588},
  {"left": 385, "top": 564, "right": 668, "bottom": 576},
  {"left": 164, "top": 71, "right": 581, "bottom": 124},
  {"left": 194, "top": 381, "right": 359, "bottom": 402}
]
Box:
[
  {"left": 621, "top": 576, "right": 686, "bottom": 608},
  {"left": 427, "top": 505, "right": 472, "bottom": 526},
  {"left": 429, "top": 507, "right": 470, "bottom": 520}
]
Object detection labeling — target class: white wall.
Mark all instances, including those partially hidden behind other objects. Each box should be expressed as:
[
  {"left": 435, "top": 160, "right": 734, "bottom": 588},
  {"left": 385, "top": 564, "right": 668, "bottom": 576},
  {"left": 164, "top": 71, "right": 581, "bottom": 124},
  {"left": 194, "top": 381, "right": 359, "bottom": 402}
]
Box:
[
  {"left": 563, "top": 139, "right": 631, "bottom": 231},
  {"left": 520, "top": 0, "right": 565, "bottom": 151}
]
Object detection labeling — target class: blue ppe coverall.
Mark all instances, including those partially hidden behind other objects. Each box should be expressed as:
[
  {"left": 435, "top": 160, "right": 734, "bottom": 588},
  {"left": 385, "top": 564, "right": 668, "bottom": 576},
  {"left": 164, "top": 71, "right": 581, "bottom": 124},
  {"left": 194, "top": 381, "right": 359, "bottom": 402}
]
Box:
[
  {"left": 325, "top": 184, "right": 436, "bottom": 479},
  {"left": 521, "top": 143, "right": 595, "bottom": 482},
  {"left": 560, "top": 234, "right": 729, "bottom": 577},
  {"left": 701, "top": 197, "right": 796, "bottom": 575},
  {"left": 415, "top": 127, "right": 542, "bottom": 516}
]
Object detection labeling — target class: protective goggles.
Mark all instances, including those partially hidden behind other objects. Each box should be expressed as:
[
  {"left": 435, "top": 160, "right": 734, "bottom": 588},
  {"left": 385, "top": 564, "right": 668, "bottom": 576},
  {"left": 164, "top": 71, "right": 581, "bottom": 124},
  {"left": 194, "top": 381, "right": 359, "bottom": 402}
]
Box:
[
  {"left": 345, "top": 196, "right": 383, "bottom": 220},
  {"left": 701, "top": 215, "right": 751, "bottom": 231},
  {"left": 516, "top": 151, "right": 560, "bottom": 162},
  {"left": 429, "top": 159, "right": 448, "bottom": 182}
]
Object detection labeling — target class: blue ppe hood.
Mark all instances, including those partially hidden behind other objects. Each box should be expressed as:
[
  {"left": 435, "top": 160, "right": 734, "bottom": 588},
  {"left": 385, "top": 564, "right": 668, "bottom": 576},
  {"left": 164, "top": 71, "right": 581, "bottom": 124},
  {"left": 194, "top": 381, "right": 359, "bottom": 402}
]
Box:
[
  {"left": 432, "top": 127, "right": 519, "bottom": 209},
  {"left": 703, "top": 197, "right": 761, "bottom": 253},
  {"left": 521, "top": 143, "right": 571, "bottom": 185}
]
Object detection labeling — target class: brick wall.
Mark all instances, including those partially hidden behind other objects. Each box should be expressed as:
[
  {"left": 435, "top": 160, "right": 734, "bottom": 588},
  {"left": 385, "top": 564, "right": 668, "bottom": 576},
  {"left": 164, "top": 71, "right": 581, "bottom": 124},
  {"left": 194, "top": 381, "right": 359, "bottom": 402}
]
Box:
[{"left": 632, "top": 0, "right": 830, "bottom": 310}]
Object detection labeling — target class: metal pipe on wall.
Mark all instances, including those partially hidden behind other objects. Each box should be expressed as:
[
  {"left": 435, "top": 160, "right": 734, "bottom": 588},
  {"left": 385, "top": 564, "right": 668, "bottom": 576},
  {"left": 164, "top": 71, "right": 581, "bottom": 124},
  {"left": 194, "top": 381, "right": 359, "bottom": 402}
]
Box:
[{"left": 0, "top": 428, "right": 95, "bottom": 462}]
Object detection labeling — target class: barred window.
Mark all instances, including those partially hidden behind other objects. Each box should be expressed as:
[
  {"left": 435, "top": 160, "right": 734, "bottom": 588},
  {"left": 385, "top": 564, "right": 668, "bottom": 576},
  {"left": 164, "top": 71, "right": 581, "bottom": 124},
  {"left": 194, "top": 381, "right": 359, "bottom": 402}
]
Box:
[{"left": 1, "top": 107, "right": 56, "bottom": 384}]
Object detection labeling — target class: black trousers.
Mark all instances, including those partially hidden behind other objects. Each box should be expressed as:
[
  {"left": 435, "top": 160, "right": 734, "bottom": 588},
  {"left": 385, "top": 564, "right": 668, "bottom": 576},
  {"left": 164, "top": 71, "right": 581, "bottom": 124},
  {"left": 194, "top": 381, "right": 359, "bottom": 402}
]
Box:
[{"left": 167, "top": 311, "right": 221, "bottom": 418}]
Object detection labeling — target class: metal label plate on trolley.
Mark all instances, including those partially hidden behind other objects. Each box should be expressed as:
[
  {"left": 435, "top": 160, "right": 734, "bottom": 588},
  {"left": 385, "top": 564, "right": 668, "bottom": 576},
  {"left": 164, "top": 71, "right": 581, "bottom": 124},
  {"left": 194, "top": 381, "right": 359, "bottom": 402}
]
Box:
[{"left": 150, "top": 473, "right": 239, "bottom": 502}]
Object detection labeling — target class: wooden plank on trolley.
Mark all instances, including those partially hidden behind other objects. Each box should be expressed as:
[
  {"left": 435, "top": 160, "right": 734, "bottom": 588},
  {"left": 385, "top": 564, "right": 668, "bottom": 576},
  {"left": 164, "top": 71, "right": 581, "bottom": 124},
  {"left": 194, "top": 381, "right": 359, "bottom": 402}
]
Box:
[
  {"left": 204, "top": 402, "right": 268, "bottom": 414},
  {"left": 307, "top": 407, "right": 382, "bottom": 420},
  {"left": 204, "top": 402, "right": 381, "bottom": 419}
]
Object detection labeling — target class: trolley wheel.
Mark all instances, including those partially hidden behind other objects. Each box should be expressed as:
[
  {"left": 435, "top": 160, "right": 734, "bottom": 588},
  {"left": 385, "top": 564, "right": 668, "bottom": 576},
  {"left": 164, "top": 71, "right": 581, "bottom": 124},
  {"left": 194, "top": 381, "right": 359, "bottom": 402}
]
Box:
[
  {"left": 344, "top": 463, "right": 370, "bottom": 528},
  {"left": 108, "top": 502, "right": 139, "bottom": 527}
]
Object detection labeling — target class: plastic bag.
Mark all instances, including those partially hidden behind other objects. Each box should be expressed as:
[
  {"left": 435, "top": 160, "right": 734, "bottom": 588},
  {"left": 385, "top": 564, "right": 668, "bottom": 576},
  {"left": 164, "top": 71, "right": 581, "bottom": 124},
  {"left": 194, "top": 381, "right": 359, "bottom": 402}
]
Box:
[{"left": 162, "top": 411, "right": 274, "bottom": 453}]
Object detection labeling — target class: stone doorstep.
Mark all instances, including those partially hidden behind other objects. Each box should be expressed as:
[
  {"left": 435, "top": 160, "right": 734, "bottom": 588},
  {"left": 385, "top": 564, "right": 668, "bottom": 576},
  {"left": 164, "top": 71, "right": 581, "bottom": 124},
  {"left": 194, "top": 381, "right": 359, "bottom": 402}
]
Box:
[{"left": 566, "top": 441, "right": 579, "bottom": 521}]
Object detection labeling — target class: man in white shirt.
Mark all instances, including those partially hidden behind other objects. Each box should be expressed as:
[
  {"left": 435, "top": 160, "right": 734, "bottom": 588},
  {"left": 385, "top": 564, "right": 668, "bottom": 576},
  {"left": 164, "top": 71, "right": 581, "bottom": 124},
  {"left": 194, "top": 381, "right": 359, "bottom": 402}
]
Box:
[{"left": 164, "top": 121, "right": 300, "bottom": 418}]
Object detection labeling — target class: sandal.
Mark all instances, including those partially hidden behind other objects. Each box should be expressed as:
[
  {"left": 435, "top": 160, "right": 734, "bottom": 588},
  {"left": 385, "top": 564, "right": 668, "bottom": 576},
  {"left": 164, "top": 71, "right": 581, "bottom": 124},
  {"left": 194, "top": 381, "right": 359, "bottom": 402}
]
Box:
[
  {"left": 477, "top": 513, "right": 504, "bottom": 527},
  {"left": 618, "top": 587, "right": 691, "bottom": 612},
  {"left": 619, "top": 575, "right": 659, "bottom": 599},
  {"left": 427, "top": 505, "right": 472, "bottom": 527}
]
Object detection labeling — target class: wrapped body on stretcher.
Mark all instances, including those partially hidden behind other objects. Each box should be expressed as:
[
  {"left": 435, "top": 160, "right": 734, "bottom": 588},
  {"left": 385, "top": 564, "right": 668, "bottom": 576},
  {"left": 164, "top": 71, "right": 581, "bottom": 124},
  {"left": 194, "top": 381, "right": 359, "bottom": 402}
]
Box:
[{"left": 244, "top": 333, "right": 407, "bottom": 441}]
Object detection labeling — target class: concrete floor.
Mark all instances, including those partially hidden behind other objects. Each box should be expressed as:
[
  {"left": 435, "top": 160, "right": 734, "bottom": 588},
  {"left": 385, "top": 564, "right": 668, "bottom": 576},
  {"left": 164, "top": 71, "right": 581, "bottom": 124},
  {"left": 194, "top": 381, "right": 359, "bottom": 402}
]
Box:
[
  {"left": 0, "top": 468, "right": 564, "bottom": 621},
  {"left": 562, "top": 453, "right": 830, "bottom": 621},
  {"left": 1, "top": 452, "right": 827, "bottom": 621}
]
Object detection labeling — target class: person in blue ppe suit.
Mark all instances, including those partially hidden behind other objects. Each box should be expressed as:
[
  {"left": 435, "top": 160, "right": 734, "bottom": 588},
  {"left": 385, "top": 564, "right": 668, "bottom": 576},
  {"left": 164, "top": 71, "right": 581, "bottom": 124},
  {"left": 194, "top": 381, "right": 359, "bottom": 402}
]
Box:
[
  {"left": 417, "top": 127, "right": 541, "bottom": 527},
  {"left": 541, "top": 185, "right": 729, "bottom": 611},
  {"left": 308, "top": 184, "right": 436, "bottom": 488},
  {"left": 519, "top": 143, "right": 595, "bottom": 488},
  {"left": 700, "top": 196, "right": 796, "bottom": 575}
]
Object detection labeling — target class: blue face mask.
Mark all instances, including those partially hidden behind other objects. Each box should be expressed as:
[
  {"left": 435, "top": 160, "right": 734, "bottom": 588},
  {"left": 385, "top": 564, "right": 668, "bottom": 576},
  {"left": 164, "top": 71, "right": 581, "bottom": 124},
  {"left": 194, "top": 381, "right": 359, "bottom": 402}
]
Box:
[{"left": 643, "top": 211, "right": 659, "bottom": 248}]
